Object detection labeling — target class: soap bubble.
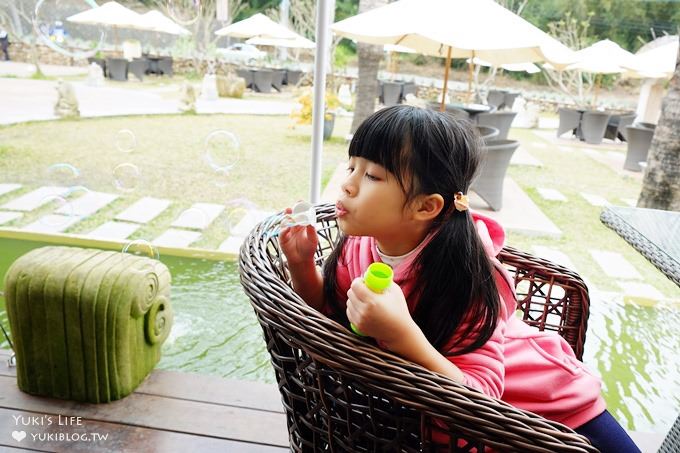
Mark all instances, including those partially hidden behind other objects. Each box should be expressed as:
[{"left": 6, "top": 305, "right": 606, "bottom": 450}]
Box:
[
  {"left": 167, "top": 0, "right": 202, "bottom": 25},
  {"left": 115, "top": 129, "right": 137, "bottom": 153},
  {"left": 212, "top": 167, "right": 230, "bottom": 189},
  {"left": 113, "top": 163, "right": 140, "bottom": 192},
  {"left": 46, "top": 163, "right": 80, "bottom": 187},
  {"left": 33, "top": 0, "right": 105, "bottom": 59},
  {"left": 122, "top": 239, "right": 160, "bottom": 260},
  {"left": 64, "top": 185, "right": 90, "bottom": 198},
  {"left": 173, "top": 206, "right": 209, "bottom": 230},
  {"left": 39, "top": 195, "right": 75, "bottom": 227},
  {"left": 223, "top": 198, "right": 256, "bottom": 236},
  {"left": 204, "top": 130, "right": 240, "bottom": 172}
]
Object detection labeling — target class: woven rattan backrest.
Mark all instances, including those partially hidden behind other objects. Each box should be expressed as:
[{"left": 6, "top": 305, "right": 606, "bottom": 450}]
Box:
[{"left": 239, "top": 204, "right": 598, "bottom": 452}]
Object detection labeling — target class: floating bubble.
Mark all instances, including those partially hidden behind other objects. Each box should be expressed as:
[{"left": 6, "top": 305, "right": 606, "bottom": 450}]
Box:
[
  {"left": 174, "top": 206, "right": 209, "bottom": 230},
  {"left": 122, "top": 239, "right": 160, "bottom": 260},
  {"left": 39, "top": 195, "right": 75, "bottom": 227},
  {"left": 113, "top": 163, "right": 140, "bottom": 192},
  {"left": 212, "top": 167, "right": 230, "bottom": 189},
  {"left": 33, "top": 0, "right": 105, "bottom": 59},
  {"left": 65, "top": 185, "right": 90, "bottom": 198},
  {"left": 46, "top": 163, "right": 80, "bottom": 187},
  {"left": 223, "top": 198, "right": 256, "bottom": 236},
  {"left": 115, "top": 129, "right": 137, "bottom": 153},
  {"left": 204, "top": 130, "right": 240, "bottom": 172},
  {"left": 167, "top": 0, "right": 202, "bottom": 26}
]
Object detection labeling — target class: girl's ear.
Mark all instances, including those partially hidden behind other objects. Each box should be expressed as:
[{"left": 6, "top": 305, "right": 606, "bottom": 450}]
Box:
[{"left": 413, "top": 193, "right": 445, "bottom": 221}]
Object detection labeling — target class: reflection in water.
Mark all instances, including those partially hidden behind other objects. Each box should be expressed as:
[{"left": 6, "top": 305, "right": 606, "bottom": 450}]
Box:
[
  {"left": 585, "top": 290, "right": 680, "bottom": 433},
  {"left": 0, "top": 238, "right": 678, "bottom": 431}
]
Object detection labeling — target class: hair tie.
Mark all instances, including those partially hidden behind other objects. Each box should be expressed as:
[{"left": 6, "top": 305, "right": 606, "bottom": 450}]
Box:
[{"left": 454, "top": 192, "right": 469, "bottom": 212}]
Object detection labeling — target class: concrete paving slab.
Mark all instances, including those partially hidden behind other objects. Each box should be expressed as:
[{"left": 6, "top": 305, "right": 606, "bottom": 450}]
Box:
[
  {"left": 0, "top": 183, "right": 22, "bottom": 197},
  {"left": 532, "top": 246, "right": 579, "bottom": 272},
  {"left": 531, "top": 142, "right": 548, "bottom": 149},
  {"left": 0, "top": 186, "right": 68, "bottom": 211},
  {"left": 228, "top": 209, "right": 274, "bottom": 237},
  {"left": 171, "top": 203, "right": 224, "bottom": 230},
  {"left": 23, "top": 214, "right": 82, "bottom": 233},
  {"left": 86, "top": 221, "right": 140, "bottom": 240},
  {"left": 590, "top": 250, "right": 643, "bottom": 279},
  {"left": 510, "top": 147, "right": 542, "bottom": 167},
  {"left": 536, "top": 187, "right": 567, "bottom": 202},
  {"left": 558, "top": 145, "right": 575, "bottom": 153},
  {"left": 469, "top": 178, "right": 562, "bottom": 237},
  {"left": 218, "top": 236, "right": 245, "bottom": 255},
  {"left": 0, "top": 211, "right": 22, "bottom": 225},
  {"left": 616, "top": 281, "right": 665, "bottom": 303},
  {"left": 56, "top": 190, "right": 118, "bottom": 217},
  {"left": 580, "top": 192, "right": 610, "bottom": 207},
  {"left": 115, "top": 197, "right": 171, "bottom": 224},
  {"left": 153, "top": 229, "right": 202, "bottom": 248}
]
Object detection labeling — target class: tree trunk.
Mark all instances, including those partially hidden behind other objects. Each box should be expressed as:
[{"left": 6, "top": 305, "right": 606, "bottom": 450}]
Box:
[
  {"left": 349, "top": 0, "right": 388, "bottom": 134},
  {"left": 638, "top": 37, "right": 680, "bottom": 211}
]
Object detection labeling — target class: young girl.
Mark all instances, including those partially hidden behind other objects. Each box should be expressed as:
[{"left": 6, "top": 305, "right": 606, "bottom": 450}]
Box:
[{"left": 279, "top": 105, "right": 638, "bottom": 453}]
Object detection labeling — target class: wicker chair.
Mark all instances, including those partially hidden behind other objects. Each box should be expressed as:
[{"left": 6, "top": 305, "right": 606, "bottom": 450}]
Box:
[
  {"left": 239, "top": 204, "right": 596, "bottom": 452},
  {"left": 580, "top": 111, "right": 611, "bottom": 145},
  {"left": 557, "top": 108, "right": 582, "bottom": 138},
  {"left": 476, "top": 111, "right": 518, "bottom": 140}
]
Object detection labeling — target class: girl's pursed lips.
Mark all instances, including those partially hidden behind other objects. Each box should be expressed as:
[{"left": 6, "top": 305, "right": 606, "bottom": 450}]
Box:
[{"left": 335, "top": 201, "right": 348, "bottom": 216}]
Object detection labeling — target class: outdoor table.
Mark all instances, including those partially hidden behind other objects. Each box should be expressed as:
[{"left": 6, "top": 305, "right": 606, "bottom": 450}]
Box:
[
  {"left": 450, "top": 102, "right": 492, "bottom": 120},
  {"left": 600, "top": 205, "right": 680, "bottom": 287}
]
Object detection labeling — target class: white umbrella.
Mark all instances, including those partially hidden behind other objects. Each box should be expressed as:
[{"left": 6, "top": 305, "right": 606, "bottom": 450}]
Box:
[
  {"left": 332, "top": 0, "right": 576, "bottom": 108},
  {"left": 139, "top": 10, "right": 191, "bottom": 36},
  {"left": 67, "top": 1, "right": 146, "bottom": 49},
  {"left": 246, "top": 35, "right": 315, "bottom": 49},
  {"left": 564, "top": 39, "right": 638, "bottom": 74},
  {"left": 215, "top": 13, "right": 299, "bottom": 40},
  {"left": 624, "top": 35, "right": 678, "bottom": 79},
  {"left": 469, "top": 56, "right": 541, "bottom": 74}
]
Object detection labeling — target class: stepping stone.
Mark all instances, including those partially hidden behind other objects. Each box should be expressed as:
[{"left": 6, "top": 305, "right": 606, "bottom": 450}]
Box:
[
  {"left": 616, "top": 281, "right": 665, "bottom": 303},
  {"left": 558, "top": 146, "right": 574, "bottom": 153},
  {"left": 171, "top": 203, "right": 224, "bottom": 230},
  {"left": 0, "top": 211, "right": 23, "bottom": 225},
  {"left": 1, "top": 186, "right": 68, "bottom": 211},
  {"left": 87, "top": 221, "right": 140, "bottom": 240},
  {"left": 23, "top": 214, "right": 82, "bottom": 233},
  {"left": 228, "top": 209, "right": 274, "bottom": 237},
  {"left": 115, "top": 197, "right": 171, "bottom": 224},
  {"left": 532, "top": 246, "right": 578, "bottom": 272},
  {"left": 606, "top": 151, "right": 625, "bottom": 161},
  {"left": 621, "top": 198, "right": 637, "bottom": 207},
  {"left": 590, "top": 250, "right": 642, "bottom": 279},
  {"left": 532, "top": 142, "right": 548, "bottom": 149},
  {"left": 218, "top": 236, "right": 245, "bottom": 254},
  {"left": 536, "top": 187, "right": 567, "bottom": 202},
  {"left": 0, "top": 183, "right": 22, "bottom": 197},
  {"left": 56, "top": 190, "right": 118, "bottom": 217},
  {"left": 153, "top": 229, "right": 201, "bottom": 248},
  {"left": 580, "top": 192, "right": 610, "bottom": 207},
  {"left": 510, "top": 147, "right": 542, "bottom": 167}
]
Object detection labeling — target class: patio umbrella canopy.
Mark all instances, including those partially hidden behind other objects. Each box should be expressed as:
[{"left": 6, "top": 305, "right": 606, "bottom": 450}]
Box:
[
  {"left": 139, "top": 10, "right": 191, "bottom": 36},
  {"left": 564, "top": 39, "right": 639, "bottom": 74},
  {"left": 214, "top": 13, "right": 299, "bottom": 40},
  {"left": 624, "top": 35, "right": 679, "bottom": 79},
  {"left": 332, "top": 0, "right": 576, "bottom": 107},
  {"left": 246, "top": 35, "right": 315, "bottom": 49},
  {"left": 67, "top": 1, "right": 146, "bottom": 29}
]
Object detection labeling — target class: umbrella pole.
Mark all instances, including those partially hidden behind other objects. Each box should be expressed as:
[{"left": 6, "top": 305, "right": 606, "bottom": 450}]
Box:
[
  {"left": 594, "top": 73, "right": 601, "bottom": 106},
  {"left": 467, "top": 50, "right": 474, "bottom": 102},
  {"left": 440, "top": 46, "right": 452, "bottom": 112}
]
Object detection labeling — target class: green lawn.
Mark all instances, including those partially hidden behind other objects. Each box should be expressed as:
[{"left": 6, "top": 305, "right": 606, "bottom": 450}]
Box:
[{"left": 0, "top": 114, "right": 351, "bottom": 249}]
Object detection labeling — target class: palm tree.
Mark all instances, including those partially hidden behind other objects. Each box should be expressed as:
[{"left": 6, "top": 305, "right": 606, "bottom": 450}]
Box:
[
  {"left": 638, "top": 38, "right": 680, "bottom": 211},
  {"left": 349, "top": 0, "right": 388, "bottom": 134}
]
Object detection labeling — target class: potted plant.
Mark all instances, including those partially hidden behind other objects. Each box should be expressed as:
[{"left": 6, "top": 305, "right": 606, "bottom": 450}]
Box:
[{"left": 291, "top": 89, "right": 341, "bottom": 140}]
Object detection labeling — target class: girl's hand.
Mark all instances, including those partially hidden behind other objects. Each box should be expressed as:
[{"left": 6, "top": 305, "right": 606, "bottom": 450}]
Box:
[
  {"left": 278, "top": 207, "right": 318, "bottom": 266},
  {"left": 346, "top": 278, "right": 420, "bottom": 350}
]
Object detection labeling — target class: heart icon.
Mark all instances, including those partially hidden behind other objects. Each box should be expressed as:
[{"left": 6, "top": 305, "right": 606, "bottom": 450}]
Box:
[{"left": 12, "top": 430, "right": 26, "bottom": 442}]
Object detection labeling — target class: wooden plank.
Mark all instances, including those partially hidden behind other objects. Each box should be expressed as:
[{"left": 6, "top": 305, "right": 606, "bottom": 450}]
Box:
[
  {"left": 0, "top": 359, "right": 282, "bottom": 414},
  {"left": 0, "top": 408, "right": 287, "bottom": 452},
  {"left": 0, "top": 375, "right": 288, "bottom": 448}
]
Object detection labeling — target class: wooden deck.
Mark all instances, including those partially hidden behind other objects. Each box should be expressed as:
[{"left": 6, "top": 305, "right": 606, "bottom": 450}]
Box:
[{"left": 0, "top": 349, "right": 289, "bottom": 452}]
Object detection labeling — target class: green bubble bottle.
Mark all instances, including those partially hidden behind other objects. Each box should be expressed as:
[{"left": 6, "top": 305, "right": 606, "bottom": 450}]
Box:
[{"left": 351, "top": 262, "right": 394, "bottom": 336}]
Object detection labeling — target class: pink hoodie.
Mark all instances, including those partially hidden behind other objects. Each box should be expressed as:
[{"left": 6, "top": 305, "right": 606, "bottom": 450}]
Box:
[{"left": 331, "top": 211, "right": 606, "bottom": 429}]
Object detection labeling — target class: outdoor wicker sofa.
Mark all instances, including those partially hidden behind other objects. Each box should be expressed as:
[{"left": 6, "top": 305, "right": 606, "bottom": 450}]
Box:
[{"left": 239, "top": 204, "right": 596, "bottom": 452}]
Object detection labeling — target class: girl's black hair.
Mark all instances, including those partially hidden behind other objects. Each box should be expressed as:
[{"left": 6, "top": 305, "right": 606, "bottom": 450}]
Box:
[{"left": 323, "top": 105, "right": 500, "bottom": 355}]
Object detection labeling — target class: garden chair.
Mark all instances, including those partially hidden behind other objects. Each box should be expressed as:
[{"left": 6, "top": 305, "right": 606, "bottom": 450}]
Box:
[
  {"left": 382, "top": 81, "right": 403, "bottom": 106},
  {"left": 106, "top": 57, "right": 128, "bottom": 81},
  {"left": 604, "top": 112, "right": 636, "bottom": 142},
  {"left": 426, "top": 102, "right": 471, "bottom": 121},
  {"left": 128, "top": 58, "right": 148, "bottom": 82},
  {"left": 236, "top": 68, "right": 254, "bottom": 89},
  {"left": 634, "top": 121, "right": 656, "bottom": 130},
  {"left": 271, "top": 70, "right": 286, "bottom": 92},
  {"left": 253, "top": 69, "right": 274, "bottom": 93},
  {"left": 285, "top": 69, "right": 303, "bottom": 86},
  {"left": 623, "top": 125, "right": 655, "bottom": 172},
  {"left": 579, "top": 111, "right": 611, "bottom": 145},
  {"left": 557, "top": 108, "right": 582, "bottom": 138},
  {"left": 158, "top": 56, "right": 174, "bottom": 77},
  {"left": 239, "top": 203, "right": 596, "bottom": 452},
  {"left": 486, "top": 89, "right": 507, "bottom": 110},
  {"left": 402, "top": 82, "right": 417, "bottom": 98},
  {"left": 503, "top": 92, "right": 520, "bottom": 110},
  {"left": 470, "top": 139, "right": 520, "bottom": 211},
  {"left": 476, "top": 111, "right": 518, "bottom": 140},
  {"left": 87, "top": 57, "right": 107, "bottom": 77}
]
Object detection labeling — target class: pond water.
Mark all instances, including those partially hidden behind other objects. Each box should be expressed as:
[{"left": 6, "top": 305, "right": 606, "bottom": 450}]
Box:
[{"left": 0, "top": 238, "right": 678, "bottom": 433}]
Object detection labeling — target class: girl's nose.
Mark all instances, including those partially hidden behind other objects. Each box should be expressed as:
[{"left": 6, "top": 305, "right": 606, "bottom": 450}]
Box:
[{"left": 341, "top": 178, "right": 356, "bottom": 197}]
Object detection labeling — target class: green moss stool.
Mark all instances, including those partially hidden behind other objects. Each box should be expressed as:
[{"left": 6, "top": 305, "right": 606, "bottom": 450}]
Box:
[{"left": 4, "top": 246, "right": 173, "bottom": 403}]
